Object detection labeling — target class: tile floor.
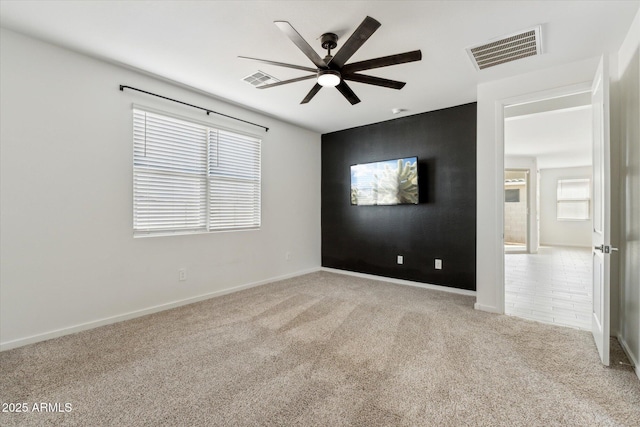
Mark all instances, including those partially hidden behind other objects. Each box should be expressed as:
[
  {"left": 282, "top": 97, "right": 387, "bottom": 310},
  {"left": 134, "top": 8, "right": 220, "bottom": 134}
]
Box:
[{"left": 505, "top": 246, "right": 592, "bottom": 330}]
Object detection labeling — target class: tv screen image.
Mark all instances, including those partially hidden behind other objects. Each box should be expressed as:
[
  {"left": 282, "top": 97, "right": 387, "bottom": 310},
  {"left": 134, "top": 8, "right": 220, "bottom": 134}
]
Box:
[{"left": 350, "top": 157, "right": 418, "bottom": 206}]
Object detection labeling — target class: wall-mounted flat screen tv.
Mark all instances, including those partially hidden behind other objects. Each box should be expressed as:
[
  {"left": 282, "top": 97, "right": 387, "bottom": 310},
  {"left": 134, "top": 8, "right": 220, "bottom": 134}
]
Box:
[{"left": 350, "top": 157, "right": 418, "bottom": 206}]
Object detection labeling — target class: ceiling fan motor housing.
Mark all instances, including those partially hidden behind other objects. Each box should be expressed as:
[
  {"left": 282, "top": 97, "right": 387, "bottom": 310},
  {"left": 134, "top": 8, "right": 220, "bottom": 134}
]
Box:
[{"left": 321, "top": 33, "right": 338, "bottom": 51}]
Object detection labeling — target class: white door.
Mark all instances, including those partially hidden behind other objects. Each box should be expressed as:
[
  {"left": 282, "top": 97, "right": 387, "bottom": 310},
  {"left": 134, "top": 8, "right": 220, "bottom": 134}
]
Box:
[{"left": 591, "top": 56, "right": 612, "bottom": 366}]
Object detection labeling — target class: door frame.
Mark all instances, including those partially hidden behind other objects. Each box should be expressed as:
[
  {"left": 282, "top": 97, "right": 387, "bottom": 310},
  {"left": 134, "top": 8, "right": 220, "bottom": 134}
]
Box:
[{"left": 495, "top": 82, "right": 593, "bottom": 314}]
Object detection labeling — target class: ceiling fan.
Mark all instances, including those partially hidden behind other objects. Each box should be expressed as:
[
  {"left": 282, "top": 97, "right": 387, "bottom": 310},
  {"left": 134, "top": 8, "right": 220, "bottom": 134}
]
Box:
[{"left": 239, "top": 16, "right": 422, "bottom": 105}]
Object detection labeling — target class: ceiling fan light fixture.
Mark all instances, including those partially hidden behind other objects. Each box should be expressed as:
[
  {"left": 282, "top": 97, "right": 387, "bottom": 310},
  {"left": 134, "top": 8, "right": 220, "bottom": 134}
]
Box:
[{"left": 317, "top": 70, "right": 341, "bottom": 87}]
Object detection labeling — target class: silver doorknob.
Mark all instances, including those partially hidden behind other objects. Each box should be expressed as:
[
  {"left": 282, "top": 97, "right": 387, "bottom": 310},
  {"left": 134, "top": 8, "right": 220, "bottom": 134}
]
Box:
[{"left": 594, "top": 245, "right": 618, "bottom": 253}]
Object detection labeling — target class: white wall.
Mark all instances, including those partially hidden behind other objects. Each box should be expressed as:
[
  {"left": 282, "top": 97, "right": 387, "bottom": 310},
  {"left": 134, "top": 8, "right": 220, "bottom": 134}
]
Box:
[
  {"left": 539, "top": 166, "right": 593, "bottom": 248},
  {"left": 476, "top": 57, "right": 599, "bottom": 314},
  {"left": 616, "top": 8, "right": 640, "bottom": 378},
  {"left": 505, "top": 156, "right": 538, "bottom": 253},
  {"left": 0, "top": 29, "right": 322, "bottom": 350}
]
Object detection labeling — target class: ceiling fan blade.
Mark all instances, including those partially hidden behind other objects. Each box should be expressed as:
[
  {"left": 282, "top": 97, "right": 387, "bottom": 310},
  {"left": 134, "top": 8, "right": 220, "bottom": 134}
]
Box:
[
  {"left": 330, "top": 16, "right": 381, "bottom": 69},
  {"left": 343, "top": 74, "right": 406, "bottom": 89},
  {"left": 256, "top": 75, "right": 317, "bottom": 89},
  {"left": 301, "top": 83, "right": 322, "bottom": 104},
  {"left": 274, "top": 21, "right": 327, "bottom": 69},
  {"left": 341, "top": 50, "right": 422, "bottom": 74},
  {"left": 335, "top": 81, "right": 361, "bottom": 105},
  {"left": 238, "top": 56, "right": 318, "bottom": 73}
]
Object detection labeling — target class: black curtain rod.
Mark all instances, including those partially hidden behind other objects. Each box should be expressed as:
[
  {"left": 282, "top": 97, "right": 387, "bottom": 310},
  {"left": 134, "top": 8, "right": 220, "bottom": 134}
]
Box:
[{"left": 119, "top": 85, "right": 269, "bottom": 132}]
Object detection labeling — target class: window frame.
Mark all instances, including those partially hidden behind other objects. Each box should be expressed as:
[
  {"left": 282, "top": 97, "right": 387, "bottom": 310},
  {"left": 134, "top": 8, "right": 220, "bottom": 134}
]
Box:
[
  {"left": 132, "top": 105, "right": 262, "bottom": 237},
  {"left": 556, "top": 177, "right": 591, "bottom": 221}
]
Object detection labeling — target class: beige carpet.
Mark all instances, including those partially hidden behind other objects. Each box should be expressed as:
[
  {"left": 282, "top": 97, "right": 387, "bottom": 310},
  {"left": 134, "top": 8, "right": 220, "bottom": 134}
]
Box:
[{"left": 1, "top": 271, "right": 638, "bottom": 426}]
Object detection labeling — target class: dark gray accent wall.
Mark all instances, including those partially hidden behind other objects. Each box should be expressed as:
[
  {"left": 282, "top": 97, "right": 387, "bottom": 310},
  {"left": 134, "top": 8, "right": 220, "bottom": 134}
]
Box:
[{"left": 321, "top": 102, "right": 477, "bottom": 291}]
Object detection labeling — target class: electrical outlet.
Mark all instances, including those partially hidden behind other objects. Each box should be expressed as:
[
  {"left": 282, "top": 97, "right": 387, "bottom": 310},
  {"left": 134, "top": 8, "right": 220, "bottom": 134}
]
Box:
[
  {"left": 435, "top": 259, "right": 442, "bottom": 270},
  {"left": 285, "top": 251, "right": 291, "bottom": 261},
  {"left": 397, "top": 255, "right": 404, "bottom": 265},
  {"left": 179, "top": 268, "right": 187, "bottom": 281}
]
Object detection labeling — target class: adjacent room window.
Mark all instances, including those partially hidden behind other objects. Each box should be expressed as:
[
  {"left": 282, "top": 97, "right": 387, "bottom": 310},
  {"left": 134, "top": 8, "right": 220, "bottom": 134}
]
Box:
[
  {"left": 133, "top": 108, "right": 261, "bottom": 236},
  {"left": 556, "top": 178, "right": 590, "bottom": 221},
  {"left": 505, "top": 188, "right": 520, "bottom": 203}
]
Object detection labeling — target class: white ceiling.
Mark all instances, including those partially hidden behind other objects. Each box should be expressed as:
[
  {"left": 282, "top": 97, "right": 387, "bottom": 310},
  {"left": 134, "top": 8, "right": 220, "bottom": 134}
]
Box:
[
  {"left": 505, "top": 105, "right": 592, "bottom": 170},
  {"left": 1, "top": 1, "right": 638, "bottom": 134}
]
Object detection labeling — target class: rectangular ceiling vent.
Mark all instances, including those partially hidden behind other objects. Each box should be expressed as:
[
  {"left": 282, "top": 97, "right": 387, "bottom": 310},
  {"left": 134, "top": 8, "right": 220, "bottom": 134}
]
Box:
[
  {"left": 242, "top": 70, "right": 280, "bottom": 87},
  {"left": 467, "top": 25, "right": 542, "bottom": 70}
]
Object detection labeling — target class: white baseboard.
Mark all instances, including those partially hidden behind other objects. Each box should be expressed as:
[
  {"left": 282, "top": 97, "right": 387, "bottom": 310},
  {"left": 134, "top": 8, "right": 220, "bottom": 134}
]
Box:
[
  {"left": 321, "top": 267, "right": 476, "bottom": 297},
  {"left": 474, "top": 302, "right": 503, "bottom": 314},
  {"left": 0, "top": 267, "right": 322, "bottom": 352},
  {"left": 539, "top": 243, "right": 592, "bottom": 249},
  {"left": 617, "top": 333, "right": 640, "bottom": 381}
]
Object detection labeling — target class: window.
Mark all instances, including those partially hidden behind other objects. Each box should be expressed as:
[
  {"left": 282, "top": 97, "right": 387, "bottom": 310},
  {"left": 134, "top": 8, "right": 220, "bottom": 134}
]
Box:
[
  {"left": 133, "top": 108, "right": 261, "bottom": 236},
  {"left": 505, "top": 188, "right": 520, "bottom": 203},
  {"left": 556, "top": 178, "right": 590, "bottom": 221}
]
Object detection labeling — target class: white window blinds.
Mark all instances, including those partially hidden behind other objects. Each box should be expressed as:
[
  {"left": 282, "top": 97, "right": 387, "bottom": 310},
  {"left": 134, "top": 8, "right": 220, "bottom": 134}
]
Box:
[
  {"left": 133, "top": 109, "right": 261, "bottom": 236},
  {"left": 556, "top": 178, "right": 590, "bottom": 221}
]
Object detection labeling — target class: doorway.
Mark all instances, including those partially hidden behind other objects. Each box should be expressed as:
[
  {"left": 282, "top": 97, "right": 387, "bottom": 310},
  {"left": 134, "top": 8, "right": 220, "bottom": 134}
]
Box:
[
  {"left": 503, "top": 91, "right": 593, "bottom": 330},
  {"left": 504, "top": 169, "right": 529, "bottom": 253}
]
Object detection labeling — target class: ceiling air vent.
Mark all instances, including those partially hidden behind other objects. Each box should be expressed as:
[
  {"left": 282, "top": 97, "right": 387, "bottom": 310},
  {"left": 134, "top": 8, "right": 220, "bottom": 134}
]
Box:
[
  {"left": 242, "top": 70, "right": 280, "bottom": 87},
  {"left": 467, "top": 25, "right": 542, "bottom": 70}
]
